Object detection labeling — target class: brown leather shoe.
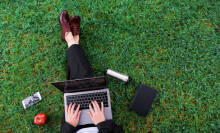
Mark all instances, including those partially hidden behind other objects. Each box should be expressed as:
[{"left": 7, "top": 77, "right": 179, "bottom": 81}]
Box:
[
  {"left": 59, "top": 10, "right": 71, "bottom": 42},
  {"left": 69, "top": 15, "right": 80, "bottom": 35}
]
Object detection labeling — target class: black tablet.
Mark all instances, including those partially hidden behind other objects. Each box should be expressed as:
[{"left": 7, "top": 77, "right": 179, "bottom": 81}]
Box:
[{"left": 130, "top": 84, "right": 158, "bottom": 116}]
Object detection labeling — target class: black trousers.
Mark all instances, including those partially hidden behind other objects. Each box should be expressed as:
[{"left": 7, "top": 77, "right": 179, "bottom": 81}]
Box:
[
  {"left": 66, "top": 45, "right": 93, "bottom": 80},
  {"left": 61, "top": 44, "right": 94, "bottom": 133}
]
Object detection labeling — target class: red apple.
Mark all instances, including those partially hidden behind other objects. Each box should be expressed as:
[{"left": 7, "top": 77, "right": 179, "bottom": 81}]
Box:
[{"left": 34, "top": 113, "right": 47, "bottom": 126}]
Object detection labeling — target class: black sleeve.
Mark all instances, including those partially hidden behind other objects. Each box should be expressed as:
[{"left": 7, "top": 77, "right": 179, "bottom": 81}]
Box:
[
  {"left": 60, "top": 113, "right": 78, "bottom": 133},
  {"left": 97, "top": 120, "right": 124, "bottom": 133},
  {"left": 60, "top": 122, "right": 79, "bottom": 133}
]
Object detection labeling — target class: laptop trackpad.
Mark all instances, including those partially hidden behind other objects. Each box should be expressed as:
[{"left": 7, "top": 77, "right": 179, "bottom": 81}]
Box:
[{"left": 78, "top": 108, "right": 112, "bottom": 125}]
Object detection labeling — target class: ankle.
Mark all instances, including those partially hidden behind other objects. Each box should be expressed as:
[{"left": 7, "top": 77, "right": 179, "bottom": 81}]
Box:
[
  {"left": 65, "top": 32, "right": 78, "bottom": 47},
  {"left": 67, "top": 40, "right": 78, "bottom": 47},
  {"left": 73, "top": 35, "right": 79, "bottom": 44}
]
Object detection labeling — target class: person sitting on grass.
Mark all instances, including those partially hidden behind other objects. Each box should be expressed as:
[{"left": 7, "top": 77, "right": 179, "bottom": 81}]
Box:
[{"left": 59, "top": 10, "right": 124, "bottom": 133}]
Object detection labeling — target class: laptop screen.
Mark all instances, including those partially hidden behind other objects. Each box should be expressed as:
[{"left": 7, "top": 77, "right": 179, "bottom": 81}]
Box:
[{"left": 51, "top": 76, "right": 107, "bottom": 93}]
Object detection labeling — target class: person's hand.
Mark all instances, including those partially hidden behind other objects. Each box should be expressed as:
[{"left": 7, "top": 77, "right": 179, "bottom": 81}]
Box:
[
  {"left": 88, "top": 101, "right": 105, "bottom": 125},
  {"left": 65, "top": 103, "right": 81, "bottom": 127}
]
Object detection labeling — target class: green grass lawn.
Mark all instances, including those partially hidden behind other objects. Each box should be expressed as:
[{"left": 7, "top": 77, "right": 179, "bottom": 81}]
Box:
[{"left": 0, "top": 0, "right": 219, "bottom": 132}]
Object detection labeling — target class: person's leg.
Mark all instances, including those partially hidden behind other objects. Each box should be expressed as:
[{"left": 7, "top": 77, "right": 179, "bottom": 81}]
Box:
[{"left": 65, "top": 32, "right": 93, "bottom": 80}]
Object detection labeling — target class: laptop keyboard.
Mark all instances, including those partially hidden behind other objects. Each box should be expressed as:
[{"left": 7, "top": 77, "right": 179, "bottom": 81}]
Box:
[{"left": 66, "top": 91, "right": 109, "bottom": 110}]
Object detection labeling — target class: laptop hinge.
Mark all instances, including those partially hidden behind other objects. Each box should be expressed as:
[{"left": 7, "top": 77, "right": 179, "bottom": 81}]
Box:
[{"left": 64, "top": 85, "right": 108, "bottom": 93}]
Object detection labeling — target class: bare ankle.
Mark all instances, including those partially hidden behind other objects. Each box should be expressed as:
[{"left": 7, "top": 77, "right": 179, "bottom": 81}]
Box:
[
  {"left": 73, "top": 35, "right": 79, "bottom": 44},
  {"left": 65, "top": 32, "right": 78, "bottom": 47}
]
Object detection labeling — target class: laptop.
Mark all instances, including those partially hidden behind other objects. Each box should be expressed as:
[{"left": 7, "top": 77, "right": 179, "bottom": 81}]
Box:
[{"left": 51, "top": 76, "right": 112, "bottom": 125}]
